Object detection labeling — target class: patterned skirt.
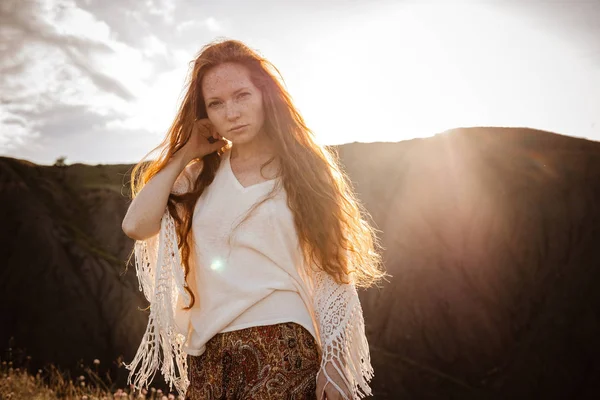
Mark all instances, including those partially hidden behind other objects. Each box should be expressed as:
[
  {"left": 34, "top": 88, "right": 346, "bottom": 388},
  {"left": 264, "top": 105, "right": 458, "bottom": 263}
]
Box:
[{"left": 184, "top": 322, "right": 321, "bottom": 400}]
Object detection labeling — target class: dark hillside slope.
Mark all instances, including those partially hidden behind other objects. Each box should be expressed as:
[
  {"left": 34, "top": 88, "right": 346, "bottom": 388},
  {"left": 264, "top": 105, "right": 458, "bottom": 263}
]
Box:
[{"left": 1, "top": 126, "right": 599, "bottom": 398}]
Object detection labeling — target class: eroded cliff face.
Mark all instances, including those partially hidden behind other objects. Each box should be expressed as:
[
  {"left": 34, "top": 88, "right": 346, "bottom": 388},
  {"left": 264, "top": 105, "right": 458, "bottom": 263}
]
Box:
[
  {"left": 338, "top": 127, "right": 600, "bottom": 398},
  {"left": 1, "top": 126, "right": 600, "bottom": 398},
  {"left": 0, "top": 159, "right": 147, "bottom": 385}
]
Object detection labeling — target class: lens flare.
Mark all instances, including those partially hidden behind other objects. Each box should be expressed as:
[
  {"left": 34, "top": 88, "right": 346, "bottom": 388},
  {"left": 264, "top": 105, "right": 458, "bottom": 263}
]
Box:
[{"left": 210, "top": 258, "right": 225, "bottom": 271}]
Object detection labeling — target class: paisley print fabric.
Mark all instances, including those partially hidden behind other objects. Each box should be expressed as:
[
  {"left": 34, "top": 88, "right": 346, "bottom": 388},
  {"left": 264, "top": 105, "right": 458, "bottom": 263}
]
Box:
[{"left": 184, "top": 322, "right": 321, "bottom": 400}]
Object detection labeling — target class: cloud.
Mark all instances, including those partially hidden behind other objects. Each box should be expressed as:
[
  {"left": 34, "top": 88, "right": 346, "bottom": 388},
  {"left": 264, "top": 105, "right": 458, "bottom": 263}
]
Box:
[
  {"left": 63, "top": 46, "right": 135, "bottom": 101},
  {"left": 145, "top": 0, "right": 176, "bottom": 24},
  {"left": 501, "top": 1, "right": 600, "bottom": 66},
  {"left": 3, "top": 0, "right": 594, "bottom": 165},
  {"left": 175, "top": 16, "right": 222, "bottom": 35},
  {"left": 0, "top": 0, "right": 186, "bottom": 160},
  {"left": 0, "top": 106, "right": 40, "bottom": 151},
  {"left": 0, "top": 0, "right": 135, "bottom": 100},
  {"left": 204, "top": 17, "right": 221, "bottom": 32},
  {"left": 72, "top": 0, "right": 182, "bottom": 48}
]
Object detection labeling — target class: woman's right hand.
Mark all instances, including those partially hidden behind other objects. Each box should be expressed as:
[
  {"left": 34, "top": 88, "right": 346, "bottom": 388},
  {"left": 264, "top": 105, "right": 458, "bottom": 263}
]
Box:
[{"left": 180, "top": 118, "right": 228, "bottom": 162}]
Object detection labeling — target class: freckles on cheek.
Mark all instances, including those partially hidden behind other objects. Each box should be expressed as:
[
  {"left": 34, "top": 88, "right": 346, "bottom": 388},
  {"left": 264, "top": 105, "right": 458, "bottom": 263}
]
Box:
[
  {"left": 209, "top": 113, "right": 226, "bottom": 134},
  {"left": 207, "top": 109, "right": 219, "bottom": 122},
  {"left": 247, "top": 99, "right": 261, "bottom": 113}
]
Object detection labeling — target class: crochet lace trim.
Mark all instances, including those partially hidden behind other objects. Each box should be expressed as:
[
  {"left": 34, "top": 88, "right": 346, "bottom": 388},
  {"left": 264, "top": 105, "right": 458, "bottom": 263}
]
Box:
[{"left": 124, "top": 209, "right": 374, "bottom": 399}]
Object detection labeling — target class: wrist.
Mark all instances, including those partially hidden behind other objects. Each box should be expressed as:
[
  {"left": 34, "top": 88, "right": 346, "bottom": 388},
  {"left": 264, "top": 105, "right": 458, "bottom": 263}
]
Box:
[{"left": 171, "top": 149, "right": 192, "bottom": 171}]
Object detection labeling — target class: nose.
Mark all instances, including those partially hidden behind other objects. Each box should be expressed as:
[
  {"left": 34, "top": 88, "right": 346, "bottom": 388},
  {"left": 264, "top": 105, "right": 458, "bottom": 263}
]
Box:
[{"left": 225, "top": 101, "right": 241, "bottom": 121}]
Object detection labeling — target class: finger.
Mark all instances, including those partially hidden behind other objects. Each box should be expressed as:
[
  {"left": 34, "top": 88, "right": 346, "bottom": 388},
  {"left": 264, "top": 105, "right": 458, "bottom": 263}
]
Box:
[
  {"left": 207, "top": 124, "right": 220, "bottom": 140},
  {"left": 209, "top": 125, "right": 221, "bottom": 140},
  {"left": 197, "top": 120, "right": 215, "bottom": 138},
  {"left": 193, "top": 119, "right": 213, "bottom": 138},
  {"left": 316, "top": 383, "right": 325, "bottom": 400},
  {"left": 194, "top": 127, "right": 212, "bottom": 140}
]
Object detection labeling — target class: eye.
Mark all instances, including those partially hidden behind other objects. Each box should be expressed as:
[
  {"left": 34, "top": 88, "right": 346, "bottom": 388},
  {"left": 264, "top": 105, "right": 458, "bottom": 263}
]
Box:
[
  {"left": 208, "top": 101, "right": 222, "bottom": 108},
  {"left": 238, "top": 92, "right": 250, "bottom": 99}
]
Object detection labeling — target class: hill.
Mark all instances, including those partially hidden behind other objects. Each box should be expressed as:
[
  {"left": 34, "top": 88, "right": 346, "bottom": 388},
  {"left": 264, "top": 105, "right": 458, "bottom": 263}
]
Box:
[{"left": 1, "top": 126, "right": 600, "bottom": 398}]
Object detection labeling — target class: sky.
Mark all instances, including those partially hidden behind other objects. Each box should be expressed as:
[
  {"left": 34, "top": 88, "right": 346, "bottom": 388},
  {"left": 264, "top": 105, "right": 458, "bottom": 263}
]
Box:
[{"left": 0, "top": 0, "right": 599, "bottom": 165}]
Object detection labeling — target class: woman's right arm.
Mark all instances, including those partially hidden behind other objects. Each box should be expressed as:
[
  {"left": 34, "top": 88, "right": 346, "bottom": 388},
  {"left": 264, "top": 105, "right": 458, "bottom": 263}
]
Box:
[
  {"left": 122, "top": 118, "right": 227, "bottom": 241},
  {"left": 121, "top": 151, "right": 192, "bottom": 241}
]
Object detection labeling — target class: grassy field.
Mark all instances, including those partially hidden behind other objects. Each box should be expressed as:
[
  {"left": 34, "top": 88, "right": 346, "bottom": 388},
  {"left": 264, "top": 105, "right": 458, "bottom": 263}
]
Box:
[{"left": 0, "top": 357, "right": 183, "bottom": 400}]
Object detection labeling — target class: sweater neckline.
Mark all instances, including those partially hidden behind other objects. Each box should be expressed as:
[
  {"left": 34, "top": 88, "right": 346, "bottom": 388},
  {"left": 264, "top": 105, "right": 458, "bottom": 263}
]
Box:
[{"left": 225, "top": 150, "right": 278, "bottom": 193}]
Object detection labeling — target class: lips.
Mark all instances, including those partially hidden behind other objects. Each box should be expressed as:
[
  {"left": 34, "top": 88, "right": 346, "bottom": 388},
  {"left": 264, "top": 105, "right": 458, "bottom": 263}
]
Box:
[{"left": 229, "top": 124, "right": 248, "bottom": 132}]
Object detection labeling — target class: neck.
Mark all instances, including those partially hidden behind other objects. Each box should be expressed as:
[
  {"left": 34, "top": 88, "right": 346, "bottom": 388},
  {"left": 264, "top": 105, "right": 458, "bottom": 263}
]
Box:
[{"left": 230, "top": 133, "right": 276, "bottom": 162}]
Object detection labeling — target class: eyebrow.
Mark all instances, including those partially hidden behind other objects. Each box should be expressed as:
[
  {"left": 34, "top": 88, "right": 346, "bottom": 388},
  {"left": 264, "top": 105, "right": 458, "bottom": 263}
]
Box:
[{"left": 205, "top": 87, "right": 250, "bottom": 102}]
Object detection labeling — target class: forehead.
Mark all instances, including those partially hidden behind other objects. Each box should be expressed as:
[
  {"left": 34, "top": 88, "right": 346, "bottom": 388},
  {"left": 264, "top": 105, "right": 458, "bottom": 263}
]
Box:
[{"left": 201, "top": 62, "right": 254, "bottom": 98}]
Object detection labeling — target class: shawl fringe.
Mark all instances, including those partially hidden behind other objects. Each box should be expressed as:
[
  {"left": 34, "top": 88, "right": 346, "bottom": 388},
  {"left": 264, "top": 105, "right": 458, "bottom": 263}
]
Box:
[
  {"left": 124, "top": 208, "right": 374, "bottom": 399},
  {"left": 122, "top": 209, "right": 190, "bottom": 396},
  {"left": 313, "top": 270, "right": 374, "bottom": 399}
]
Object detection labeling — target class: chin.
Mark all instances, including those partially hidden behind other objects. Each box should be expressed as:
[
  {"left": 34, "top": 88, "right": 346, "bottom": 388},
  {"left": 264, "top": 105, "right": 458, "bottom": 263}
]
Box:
[{"left": 228, "top": 130, "right": 261, "bottom": 145}]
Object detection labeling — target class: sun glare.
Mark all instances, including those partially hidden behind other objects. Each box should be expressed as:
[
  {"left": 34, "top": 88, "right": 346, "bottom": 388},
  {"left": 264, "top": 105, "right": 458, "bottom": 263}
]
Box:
[
  {"left": 113, "top": 1, "right": 599, "bottom": 155},
  {"left": 285, "top": 1, "right": 598, "bottom": 145}
]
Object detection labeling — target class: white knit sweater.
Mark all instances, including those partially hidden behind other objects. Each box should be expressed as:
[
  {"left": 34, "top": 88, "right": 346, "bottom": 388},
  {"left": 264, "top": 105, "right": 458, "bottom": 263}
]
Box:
[
  {"left": 123, "top": 149, "right": 374, "bottom": 399},
  {"left": 173, "top": 149, "right": 317, "bottom": 357}
]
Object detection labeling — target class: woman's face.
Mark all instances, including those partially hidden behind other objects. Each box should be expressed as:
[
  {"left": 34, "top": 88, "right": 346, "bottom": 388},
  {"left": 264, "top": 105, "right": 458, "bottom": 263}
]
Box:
[{"left": 201, "top": 62, "right": 266, "bottom": 146}]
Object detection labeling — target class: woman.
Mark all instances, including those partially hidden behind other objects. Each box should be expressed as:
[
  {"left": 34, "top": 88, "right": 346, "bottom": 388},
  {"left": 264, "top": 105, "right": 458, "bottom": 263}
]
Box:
[{"left": 122, "top": 39, "right": 388, "bottom": 399}]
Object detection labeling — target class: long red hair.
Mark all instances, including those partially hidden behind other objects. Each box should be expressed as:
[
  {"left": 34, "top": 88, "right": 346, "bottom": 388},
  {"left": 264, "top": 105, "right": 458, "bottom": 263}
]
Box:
[{"left": 128, "top": 39, "right": 388, "bottom": 309}]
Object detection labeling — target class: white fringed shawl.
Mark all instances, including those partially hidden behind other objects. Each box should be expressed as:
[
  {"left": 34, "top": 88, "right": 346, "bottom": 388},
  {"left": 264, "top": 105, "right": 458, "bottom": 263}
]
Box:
[{"left": 123, "top": 208, "right": 374, "bottom": 399}]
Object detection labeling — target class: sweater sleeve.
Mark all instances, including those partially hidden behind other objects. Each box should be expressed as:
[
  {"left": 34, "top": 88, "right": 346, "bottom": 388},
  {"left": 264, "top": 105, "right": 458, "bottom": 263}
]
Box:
[{"left": 313, "top": 268, "right": 374, "bottom": 400}]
